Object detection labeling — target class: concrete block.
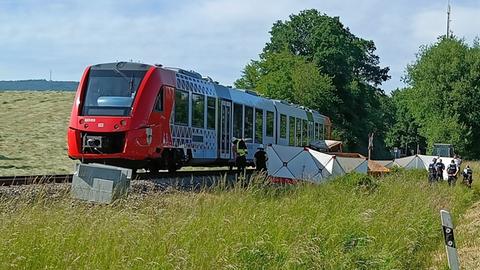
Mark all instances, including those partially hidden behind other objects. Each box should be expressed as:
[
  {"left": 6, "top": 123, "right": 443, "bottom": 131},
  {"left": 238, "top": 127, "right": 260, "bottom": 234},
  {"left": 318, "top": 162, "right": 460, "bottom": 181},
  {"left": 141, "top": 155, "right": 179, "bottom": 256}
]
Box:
[{"left": 71, "top": 163, "right": 132, "bottom": 203}]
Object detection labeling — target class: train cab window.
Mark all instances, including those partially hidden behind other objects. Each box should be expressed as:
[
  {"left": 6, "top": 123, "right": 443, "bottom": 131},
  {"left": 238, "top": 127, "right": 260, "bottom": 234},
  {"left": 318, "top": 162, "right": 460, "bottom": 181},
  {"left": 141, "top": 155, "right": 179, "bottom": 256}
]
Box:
[
  {"left": 192, "top": 93, "right": 205, "bottom": 128},
  {"left": 289, "top": 116, "right": 295, "bottom": 146},
  {"left": 245, "top": 106, "right": 254, "bottom": 141},
  {"left": 280, "top": 114, "right": 287, "bottom": 139},
  {"left": 255, "top": 109, "right": 263, "bottom": 144},
  {"left": 207, "top": 97, "right": 216, "bottom": 129},
  {"left": 295, "top": 118, "right": 301, "bottom": 146},
  {"left": 266, "top": 111, "right": 274, "bottom": 137},
  {"left": 233, "top": 103, "right": 243, "bottom": 139},
  {"left": 174, "top": 89, "right": 189, "bottom": 125},
  {"left": 154, "top": 88, "right": 163, "bottom": 112}
]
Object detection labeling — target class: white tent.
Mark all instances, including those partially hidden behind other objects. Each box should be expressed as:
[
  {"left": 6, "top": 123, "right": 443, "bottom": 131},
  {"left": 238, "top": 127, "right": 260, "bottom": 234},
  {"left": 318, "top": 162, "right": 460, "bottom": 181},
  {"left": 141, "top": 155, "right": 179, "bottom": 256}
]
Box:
[
  {"left": 375, "top": 160, "right": 395, "bottom": 168},
  {"left": 266, "top": 145, "right": 331, "bottom": 184},
  {"left": 335, "top": 156, "right": 368, "bottom": 174},
  {"left": 388, "top": 154, "right": 454, "bottom": 180},
  {"left": 393, "top": 155, "right": 426, "bottom": 169},
  {"left": 266, "top": 145, "right": 366, "bottom": 183}
]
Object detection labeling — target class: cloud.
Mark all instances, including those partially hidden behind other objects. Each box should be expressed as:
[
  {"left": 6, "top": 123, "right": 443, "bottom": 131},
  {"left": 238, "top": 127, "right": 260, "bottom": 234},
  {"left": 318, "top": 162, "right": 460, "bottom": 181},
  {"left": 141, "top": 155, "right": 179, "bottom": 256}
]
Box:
[{"left": 0, "top": 0, "right": 478, "bottom": 92}]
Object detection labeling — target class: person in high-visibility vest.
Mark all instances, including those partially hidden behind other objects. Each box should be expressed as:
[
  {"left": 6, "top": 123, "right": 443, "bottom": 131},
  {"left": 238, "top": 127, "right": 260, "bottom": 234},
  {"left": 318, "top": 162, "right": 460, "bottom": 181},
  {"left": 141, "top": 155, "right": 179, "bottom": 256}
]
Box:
[{"left": 235, "top": 138, "right": 248, "bottom": 172}]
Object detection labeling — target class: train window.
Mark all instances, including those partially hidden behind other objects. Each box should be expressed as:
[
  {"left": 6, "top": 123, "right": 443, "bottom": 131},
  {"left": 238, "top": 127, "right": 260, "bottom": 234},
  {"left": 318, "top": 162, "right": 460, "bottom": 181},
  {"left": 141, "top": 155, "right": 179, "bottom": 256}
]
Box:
[
  {"left": 245, "top": 106, "right": 254, "bottom": 141},
  {"left": 296, "top": 118, "right": 301, "bottom": 146},
  {"left": 192, "top": 93, "right": 205, "bottom": 128},
  {"left": 174, "top": 89, "right": 189, "bottom": 125},
  {"left": 315, "top": 123, "right": 320, "bottom": 140},
  {"left": 289, "top": 116, "right": 295, "bottom": 146},
  {"left": 280, "top": 114, "right": 287, "bottom": 139},
  {"left": 303, "top": 120, "right": 309, "bottom": 146},
  {"left": 309, "top": 121, "right": 314, "bottom": 141},
  {"left": 233, "top": 103, "right": 243, "bottom": 139},
  {"left": 255, "top": 109, "right": 263, "bottom": 144},
  {"left": 319, "top": 123, "right": 324, "bottom": 140},
  {"left": 154, "top": 88, "right": 163, "bottom": 112},
  {"left": 207, "top": 97, "right": 216, "bottom": 129},
  {"left": 266, "top": 111, "right": 274, "bottom": 137}
]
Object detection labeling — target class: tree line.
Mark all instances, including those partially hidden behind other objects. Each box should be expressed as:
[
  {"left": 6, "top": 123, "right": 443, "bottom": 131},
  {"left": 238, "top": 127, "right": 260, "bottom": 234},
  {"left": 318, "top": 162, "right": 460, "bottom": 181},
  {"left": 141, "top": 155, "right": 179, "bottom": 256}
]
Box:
[{"left": 234, "top": 9, "right": 480, "bottom": 159}]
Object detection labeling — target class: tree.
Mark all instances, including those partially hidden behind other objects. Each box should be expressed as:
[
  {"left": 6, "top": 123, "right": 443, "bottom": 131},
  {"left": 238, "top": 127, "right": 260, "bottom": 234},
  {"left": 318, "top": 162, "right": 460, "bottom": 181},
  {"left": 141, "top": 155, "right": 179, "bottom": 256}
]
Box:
[
  {"left": 385, "top": 89, "right": 426, "bottom": 155},
  {"left": 235, "top": 9, "right": 391, "bottom": 156},
  {"left": 401, "top": 37, "right": 480, "bottom": 158}
]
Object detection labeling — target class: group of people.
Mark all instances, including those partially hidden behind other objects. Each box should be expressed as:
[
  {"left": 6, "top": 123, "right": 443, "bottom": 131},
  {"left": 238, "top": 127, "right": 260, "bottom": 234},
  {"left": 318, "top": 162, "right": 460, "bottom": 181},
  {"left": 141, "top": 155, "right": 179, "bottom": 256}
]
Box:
[
  {"left": 428, "top": 155, "right": 473, "bottom": 187},
  {"left": 233, "top": 138, "right": 268, "bottom": 174}
]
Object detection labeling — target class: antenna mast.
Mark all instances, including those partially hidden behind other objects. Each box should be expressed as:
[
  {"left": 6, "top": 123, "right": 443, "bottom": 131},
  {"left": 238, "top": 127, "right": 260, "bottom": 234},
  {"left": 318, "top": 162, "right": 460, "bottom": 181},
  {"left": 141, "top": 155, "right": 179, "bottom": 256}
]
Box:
[{"left": 446, "top": 0, "right": 451, "bottom": 38}]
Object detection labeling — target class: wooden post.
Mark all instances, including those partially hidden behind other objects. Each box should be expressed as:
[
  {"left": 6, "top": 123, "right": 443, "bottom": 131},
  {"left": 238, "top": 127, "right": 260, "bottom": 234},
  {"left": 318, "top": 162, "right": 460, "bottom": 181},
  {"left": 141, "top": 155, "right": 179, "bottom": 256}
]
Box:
[{"left": 441, "top": 210, "right": 460, "bottom": 270}]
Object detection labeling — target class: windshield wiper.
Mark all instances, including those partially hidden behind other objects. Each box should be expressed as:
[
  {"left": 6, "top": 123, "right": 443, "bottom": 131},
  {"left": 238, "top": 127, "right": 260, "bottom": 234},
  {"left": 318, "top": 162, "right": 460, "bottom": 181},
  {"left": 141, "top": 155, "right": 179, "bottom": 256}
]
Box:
[{"left": 113, "top": 62, "right": 135, "bottom": 95}]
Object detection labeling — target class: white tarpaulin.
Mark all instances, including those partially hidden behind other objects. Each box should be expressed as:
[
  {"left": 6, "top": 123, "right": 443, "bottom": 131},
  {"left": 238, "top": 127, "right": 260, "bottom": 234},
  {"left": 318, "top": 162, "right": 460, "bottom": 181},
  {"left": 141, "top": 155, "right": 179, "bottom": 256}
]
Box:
[
  {"left": 375, "top": 160, "right": 395, "bottom": 168},
  {"left": 335, "top": 156, "right": 368, "bottom": 174},
  {"left": 266, "top": 144, "right": 367, "bottom": 183},
  {"left": 385, "top": 154, "right": 454, "bottom": 180}
]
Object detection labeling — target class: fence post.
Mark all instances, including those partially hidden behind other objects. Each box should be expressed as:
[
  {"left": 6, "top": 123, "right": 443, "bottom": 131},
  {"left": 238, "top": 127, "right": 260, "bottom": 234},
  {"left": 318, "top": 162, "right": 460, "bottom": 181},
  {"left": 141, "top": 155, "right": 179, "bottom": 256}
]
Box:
[{"left": 440, "top": 210, "right": 460, "bottom": 270}]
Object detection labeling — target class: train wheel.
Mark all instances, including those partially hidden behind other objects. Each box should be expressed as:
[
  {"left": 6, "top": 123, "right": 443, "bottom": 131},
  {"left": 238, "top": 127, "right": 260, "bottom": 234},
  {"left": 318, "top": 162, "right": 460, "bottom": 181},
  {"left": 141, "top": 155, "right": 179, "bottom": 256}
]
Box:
[
  {"left": 166, "top": 157, "right": 177, "bottom": 173},
  {"left": 147, "top": 163, "right": 160, "bottom": 175}
]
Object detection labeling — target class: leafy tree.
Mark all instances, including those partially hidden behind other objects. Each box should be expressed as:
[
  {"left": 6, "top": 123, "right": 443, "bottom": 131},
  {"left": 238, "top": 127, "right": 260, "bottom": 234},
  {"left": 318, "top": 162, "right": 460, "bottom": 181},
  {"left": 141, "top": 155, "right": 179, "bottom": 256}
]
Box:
[
  {"left": 399, "top": 37, "right": 480, "bottom": 158},
  {"left": 385, "top": 89, "right": 426, "bottom": 155},
  {"left": 235, "top": 9, "right": 391, "bottom": 156}
]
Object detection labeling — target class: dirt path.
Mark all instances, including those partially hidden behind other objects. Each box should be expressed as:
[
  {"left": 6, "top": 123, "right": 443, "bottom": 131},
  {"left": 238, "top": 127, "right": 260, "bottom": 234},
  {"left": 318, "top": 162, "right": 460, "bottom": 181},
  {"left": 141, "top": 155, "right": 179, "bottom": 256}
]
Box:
[{"left": 456, "top": 200, "right": 480, "bottom": 269}]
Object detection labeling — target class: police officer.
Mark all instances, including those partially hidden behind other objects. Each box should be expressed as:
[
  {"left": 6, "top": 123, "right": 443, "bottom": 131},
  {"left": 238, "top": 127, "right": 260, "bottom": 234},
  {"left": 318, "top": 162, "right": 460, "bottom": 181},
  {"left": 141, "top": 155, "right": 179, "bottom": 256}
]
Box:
[
  {"left": 447, "top": 159, "right": 458, "bottom": 186},
  {"left": 428, "top": 158, "right": 437, "bottom": 183},
  {"left": 254, "top": 145, "right": 268, "bottom": 172},
  {"left": 463, "top": 165, "right": 473, "bottom": 188},
  {"left": 235, "top": 138, "right": 248, "bottom": 173},
  {"left": 435, "top": 158, "right": 445, "bottom": 181}
]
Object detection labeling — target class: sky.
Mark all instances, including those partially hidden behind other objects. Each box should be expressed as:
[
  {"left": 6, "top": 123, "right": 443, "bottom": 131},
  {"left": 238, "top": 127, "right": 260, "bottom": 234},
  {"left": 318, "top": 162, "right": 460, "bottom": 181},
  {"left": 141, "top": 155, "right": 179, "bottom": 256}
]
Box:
[{"left": 0, "top": 0, "right": 479, "bottom": 92}]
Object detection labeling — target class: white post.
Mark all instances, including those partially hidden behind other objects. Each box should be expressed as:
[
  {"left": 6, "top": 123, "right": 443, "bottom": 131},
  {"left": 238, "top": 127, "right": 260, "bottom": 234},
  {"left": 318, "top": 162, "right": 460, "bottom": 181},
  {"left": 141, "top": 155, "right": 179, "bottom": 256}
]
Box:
[{"left": 440, "top": 210, "right": 460, "bottom": 270}]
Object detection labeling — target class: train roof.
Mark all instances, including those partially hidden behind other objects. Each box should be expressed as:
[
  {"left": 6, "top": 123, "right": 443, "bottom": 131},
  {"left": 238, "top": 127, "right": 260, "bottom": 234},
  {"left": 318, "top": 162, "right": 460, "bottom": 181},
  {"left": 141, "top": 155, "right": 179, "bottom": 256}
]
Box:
[{"left": 90, "top": 62, "right": 152, "bottom": 71}]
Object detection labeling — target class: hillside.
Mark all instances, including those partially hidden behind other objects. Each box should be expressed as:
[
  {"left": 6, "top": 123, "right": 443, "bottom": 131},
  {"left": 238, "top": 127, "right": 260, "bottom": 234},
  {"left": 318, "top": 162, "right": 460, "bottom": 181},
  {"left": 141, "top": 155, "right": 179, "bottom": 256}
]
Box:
[
  {"left": 0, "top": 80, "right": 78, "bottom": 91},
  {"left": 0, "top": 91, "right": 76, "bottom": 175}
]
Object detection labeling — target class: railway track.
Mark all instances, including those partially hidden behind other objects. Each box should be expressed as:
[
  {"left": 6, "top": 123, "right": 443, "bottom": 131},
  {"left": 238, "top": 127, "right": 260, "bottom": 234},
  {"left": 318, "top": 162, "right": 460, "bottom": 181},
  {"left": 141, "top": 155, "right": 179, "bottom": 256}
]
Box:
[{"left": 0, "top": 169, "right": 255, "bottom": 187}]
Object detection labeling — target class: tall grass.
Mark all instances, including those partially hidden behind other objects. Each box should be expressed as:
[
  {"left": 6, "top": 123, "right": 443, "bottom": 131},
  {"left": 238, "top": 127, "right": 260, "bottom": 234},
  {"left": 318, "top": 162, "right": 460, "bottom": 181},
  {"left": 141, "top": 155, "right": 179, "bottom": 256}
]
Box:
[{"left": 0, "top": 170, "right": 476, "bottom": 269}]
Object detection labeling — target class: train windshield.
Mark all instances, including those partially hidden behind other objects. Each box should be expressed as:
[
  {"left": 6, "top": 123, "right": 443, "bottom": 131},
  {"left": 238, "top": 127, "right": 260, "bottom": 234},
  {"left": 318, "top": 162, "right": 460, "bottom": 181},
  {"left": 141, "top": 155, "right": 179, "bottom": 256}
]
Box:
[{"left": 81, "top": 69, "right": 147, "bottom": 116}]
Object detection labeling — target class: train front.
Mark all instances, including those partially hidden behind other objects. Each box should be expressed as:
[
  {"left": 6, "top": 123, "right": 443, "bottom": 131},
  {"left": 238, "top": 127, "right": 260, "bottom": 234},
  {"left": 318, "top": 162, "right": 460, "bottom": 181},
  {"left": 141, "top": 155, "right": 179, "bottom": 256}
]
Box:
[{"left": 67, "top": 62, "right": 169, "bottom": 168}]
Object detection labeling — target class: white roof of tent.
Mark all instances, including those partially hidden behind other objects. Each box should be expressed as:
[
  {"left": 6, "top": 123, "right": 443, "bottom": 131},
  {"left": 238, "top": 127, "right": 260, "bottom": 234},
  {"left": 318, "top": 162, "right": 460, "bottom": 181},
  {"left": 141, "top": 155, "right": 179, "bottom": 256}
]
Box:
[
  {"left": 336, "top": 156, "right": 368, "bottom": 173},
  {"left": 266, "top": 144, "right": 369, "bottom": 183},
  {"left": 375, "top": 160, "right": 395, "bottom": 168}
]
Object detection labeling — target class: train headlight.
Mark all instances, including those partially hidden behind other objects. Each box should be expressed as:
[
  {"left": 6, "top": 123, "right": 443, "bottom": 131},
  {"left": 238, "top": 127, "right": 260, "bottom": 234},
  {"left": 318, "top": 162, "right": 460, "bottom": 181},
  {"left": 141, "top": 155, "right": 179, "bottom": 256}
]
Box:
[
  {"left": 114, "top": 124, "right": 119, "bottom": 129},
  {"left": 79, "top": 119, "right": 84, "bottom": 124},
  {"left": 120, "top": 120, "right": 126, "bottom": 126}
]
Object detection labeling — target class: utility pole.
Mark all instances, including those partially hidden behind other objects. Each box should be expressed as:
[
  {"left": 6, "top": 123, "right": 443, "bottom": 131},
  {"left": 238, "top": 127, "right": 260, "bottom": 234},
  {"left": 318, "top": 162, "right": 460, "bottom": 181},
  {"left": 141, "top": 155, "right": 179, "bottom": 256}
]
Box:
[
  {"left": 446, "top": 0, "right": 451, "bottom": 38},
  {"left": 368, "top": 132, "right": 374, "bottom": 160},
  {"left": 49, "top": 69, "right": 52, "bottom": 81}
]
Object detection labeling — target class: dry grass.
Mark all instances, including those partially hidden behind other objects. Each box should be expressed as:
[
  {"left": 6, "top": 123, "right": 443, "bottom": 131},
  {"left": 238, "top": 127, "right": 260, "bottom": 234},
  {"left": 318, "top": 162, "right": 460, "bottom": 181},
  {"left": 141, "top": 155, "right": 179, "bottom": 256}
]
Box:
[{"left": 0, "top": 91, "right": 76, "bottom": 176}]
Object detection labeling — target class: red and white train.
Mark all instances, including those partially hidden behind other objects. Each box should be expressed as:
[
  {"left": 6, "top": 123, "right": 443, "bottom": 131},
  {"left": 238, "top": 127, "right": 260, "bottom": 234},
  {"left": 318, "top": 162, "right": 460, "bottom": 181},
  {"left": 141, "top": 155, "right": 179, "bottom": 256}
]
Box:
[{"left": 67, "top": 62, "right": 332, "bottom": 172}]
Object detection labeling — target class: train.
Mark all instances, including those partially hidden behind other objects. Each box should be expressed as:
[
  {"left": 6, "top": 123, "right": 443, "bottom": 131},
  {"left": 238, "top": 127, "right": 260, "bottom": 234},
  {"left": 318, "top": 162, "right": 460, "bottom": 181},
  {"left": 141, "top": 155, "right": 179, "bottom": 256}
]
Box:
[{"left": 67, "top": 62, "right": 332, "bottom": 172}]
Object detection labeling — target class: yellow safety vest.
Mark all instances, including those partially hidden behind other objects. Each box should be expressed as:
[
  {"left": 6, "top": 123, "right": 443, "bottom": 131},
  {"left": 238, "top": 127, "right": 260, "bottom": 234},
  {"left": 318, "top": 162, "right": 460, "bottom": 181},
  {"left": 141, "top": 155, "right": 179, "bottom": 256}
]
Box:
[{"left": 236, "top": 140, "right": 248, "bottom": 156}]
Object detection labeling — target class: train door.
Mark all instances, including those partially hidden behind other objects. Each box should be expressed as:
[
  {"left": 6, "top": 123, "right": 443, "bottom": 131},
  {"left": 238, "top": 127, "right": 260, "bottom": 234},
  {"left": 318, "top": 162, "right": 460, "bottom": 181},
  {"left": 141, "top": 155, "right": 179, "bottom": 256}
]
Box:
[{"left": 219, "top": 100, "right": 232, "bottom": 159}]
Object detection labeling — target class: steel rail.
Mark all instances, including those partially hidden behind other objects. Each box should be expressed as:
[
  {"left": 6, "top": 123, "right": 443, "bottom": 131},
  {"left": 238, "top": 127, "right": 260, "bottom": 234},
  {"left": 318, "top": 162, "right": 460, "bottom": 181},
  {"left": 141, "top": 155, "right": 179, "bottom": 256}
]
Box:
[{"left": 0, "top": 169, "right": 255, "bottom": 187}]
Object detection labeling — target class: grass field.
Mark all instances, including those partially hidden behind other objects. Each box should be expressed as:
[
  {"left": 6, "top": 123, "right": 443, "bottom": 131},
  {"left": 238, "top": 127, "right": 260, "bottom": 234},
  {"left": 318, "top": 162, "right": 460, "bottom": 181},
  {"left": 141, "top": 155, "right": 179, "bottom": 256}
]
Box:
[
  {"left": 1, "top": 91, "right": 480, "bottom": 269},
  {"left": 0, "top": 170, "right": 478, "bottom": 269},
  {"left": 0, "top": 91, "right": 76, "bottom": 176}
]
